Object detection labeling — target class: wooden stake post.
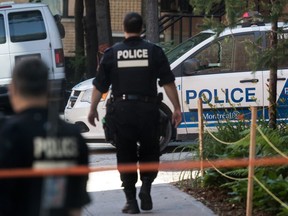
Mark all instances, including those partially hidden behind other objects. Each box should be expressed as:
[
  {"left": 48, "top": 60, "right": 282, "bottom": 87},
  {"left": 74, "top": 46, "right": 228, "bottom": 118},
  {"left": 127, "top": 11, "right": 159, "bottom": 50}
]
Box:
[
  {"left": 197, "top": 98, "right": 204, "bottom": 178},
  {"left": 246, "top": 107, "right": 257, "bottom": 216}
]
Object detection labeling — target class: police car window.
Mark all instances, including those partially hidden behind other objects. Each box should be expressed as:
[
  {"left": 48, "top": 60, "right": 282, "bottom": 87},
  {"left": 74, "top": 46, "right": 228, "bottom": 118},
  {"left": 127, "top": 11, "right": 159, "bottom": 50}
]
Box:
[
  {"left": 266, "top": 31, "right": 288, "bottom": 69},
  {"left": 0, "top": 14, "right": 5, "bottom": 44},
  {"left": 233, "top": 34, "right": 254, "bottom": 71},
  {"left": 181, "top": 36, "right": 234, "bottom": 75},
  {"left": 9, "top": 10, "right": 47, "bottom": 43},
  {"left": 166, "top": 32, "right": 214, "bottom": 64},
  {"left": 181, "top": 34, "right": 255, "bottom": 75}
]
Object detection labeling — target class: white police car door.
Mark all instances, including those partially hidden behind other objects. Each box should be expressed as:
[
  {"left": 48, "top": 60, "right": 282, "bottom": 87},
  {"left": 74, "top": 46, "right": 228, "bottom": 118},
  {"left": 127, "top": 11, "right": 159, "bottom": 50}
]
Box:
[
  {"left": 7, "top": 9, "right": 52, "bottom": 77},
  {"left": 262, "top": 31, "right": 288, "bottom": 121},
  {"left": 176, "top": 33, "right": 263, "bottom": 133},
  {"left": 0, "top": 11, "right": 11, "bottom": 85}
]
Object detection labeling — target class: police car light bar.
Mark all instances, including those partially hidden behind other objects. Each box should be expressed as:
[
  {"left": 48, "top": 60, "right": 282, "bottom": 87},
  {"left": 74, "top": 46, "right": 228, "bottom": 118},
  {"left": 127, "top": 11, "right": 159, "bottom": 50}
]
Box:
[{"left": 240, "top": 11, "right": 264, "bottom": 27}]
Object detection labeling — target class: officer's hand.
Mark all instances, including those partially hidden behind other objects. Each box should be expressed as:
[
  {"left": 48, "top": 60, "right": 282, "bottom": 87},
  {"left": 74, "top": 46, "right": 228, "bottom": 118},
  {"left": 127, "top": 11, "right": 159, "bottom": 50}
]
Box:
[
  {"left": 88, "top": 109, "right": 99, "bottom": 127},
  {"left": 172, "top": 109, "right": 182, "bottom": 128}
]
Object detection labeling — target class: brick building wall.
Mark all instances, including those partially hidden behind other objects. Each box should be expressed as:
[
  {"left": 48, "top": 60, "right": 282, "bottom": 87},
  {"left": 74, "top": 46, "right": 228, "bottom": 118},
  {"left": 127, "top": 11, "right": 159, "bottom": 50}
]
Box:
[
  {"left": 63, "top": 0, "right": 142, "bottom": 56},
  {"left": 62, "top": 19, "right": 75, "bottom": 57},
  {"left": 0, "top": 0, "right": 26, "bottom": 2},
  {"left": 110, "top": 0, "right": 141, "bottom": 33},
  {"left": 67, "top": 0, "right": 141, "bottom": 32}
]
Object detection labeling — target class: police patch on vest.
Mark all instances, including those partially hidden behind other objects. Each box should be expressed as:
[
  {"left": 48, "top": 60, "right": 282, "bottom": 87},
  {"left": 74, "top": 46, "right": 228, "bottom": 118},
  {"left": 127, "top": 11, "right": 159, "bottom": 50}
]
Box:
[
  {"left": 33, "top": 137, "right": 79, "bottom": 159},
  {"left": 117, "top": 49, "right": 149, "bottom": 68}
]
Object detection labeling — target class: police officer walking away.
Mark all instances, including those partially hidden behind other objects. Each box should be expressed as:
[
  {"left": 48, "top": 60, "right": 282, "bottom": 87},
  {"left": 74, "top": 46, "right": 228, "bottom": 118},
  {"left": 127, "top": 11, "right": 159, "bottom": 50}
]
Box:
[
  {"left": 88, "top": 12, "right": 182, "bottom": 214},
  {"left": 0, "top": 59, "right": 90, "bottom": 216}
]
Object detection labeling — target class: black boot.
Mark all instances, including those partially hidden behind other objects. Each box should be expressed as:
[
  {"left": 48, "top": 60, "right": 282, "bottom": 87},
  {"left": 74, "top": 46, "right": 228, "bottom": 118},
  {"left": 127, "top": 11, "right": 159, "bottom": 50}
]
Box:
[
  {"left": 122, "top": 188, "right": 140, "bottom": 214},
  {"left": 139, "top": 180, "right": 153, "bottom": 211}
]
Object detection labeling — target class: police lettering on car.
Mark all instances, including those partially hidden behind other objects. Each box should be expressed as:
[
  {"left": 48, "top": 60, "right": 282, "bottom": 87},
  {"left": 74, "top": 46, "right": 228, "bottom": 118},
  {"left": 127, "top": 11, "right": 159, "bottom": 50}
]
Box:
[{"left": 186, "top": 87, "right": 257, "bottom": 104}]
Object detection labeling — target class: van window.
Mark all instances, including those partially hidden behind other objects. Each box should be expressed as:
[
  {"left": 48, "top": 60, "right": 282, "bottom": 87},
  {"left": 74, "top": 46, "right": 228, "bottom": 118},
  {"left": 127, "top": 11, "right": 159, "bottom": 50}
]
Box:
[
  {"left": 8, "top": 10, "right": 47, "bottom": 42},
  {"left": 0, "top": 14, "right": 5, "bottom": 44}
]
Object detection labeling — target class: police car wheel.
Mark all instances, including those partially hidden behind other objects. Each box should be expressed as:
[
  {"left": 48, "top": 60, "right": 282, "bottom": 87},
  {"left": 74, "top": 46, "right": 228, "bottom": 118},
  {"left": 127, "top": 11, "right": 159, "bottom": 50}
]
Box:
[{"left": 159, "top": 109, "right": 172, "bottom": 152}]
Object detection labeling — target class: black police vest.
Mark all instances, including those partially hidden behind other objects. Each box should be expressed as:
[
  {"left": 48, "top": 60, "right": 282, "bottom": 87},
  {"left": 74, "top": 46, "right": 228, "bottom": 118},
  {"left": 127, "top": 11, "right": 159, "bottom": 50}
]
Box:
[{"left": 111, "top": 38, "right": 158, "bottom": 97}]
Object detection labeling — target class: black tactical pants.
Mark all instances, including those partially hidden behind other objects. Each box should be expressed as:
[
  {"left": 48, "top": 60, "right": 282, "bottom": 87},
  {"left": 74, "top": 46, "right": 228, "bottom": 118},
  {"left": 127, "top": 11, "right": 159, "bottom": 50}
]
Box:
[{"left": 107, "top": 100, "right": 160, "bottom": 189}]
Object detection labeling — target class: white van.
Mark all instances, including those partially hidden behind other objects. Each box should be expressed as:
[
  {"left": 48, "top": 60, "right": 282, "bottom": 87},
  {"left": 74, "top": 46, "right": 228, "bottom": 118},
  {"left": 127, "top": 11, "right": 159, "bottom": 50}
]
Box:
[
  {"left": 64, "top": 21, "right": 288, "bottom": 151},
  {"left": 0, "top": 2, "right": 65, "bottom": 113}
]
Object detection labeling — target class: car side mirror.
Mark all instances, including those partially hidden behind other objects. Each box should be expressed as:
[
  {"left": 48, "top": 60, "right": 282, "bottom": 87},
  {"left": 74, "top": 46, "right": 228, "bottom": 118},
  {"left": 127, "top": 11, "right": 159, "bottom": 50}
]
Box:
[{"left": 182, "top": 58, "right": 200, "bottom": 75}]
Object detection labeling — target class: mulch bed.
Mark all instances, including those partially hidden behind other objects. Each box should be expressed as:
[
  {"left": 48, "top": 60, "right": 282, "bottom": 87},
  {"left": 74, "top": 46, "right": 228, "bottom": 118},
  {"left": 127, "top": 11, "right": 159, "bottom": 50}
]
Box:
[{"left": 173, "top": 180, "right": 274, "bottom": 216}]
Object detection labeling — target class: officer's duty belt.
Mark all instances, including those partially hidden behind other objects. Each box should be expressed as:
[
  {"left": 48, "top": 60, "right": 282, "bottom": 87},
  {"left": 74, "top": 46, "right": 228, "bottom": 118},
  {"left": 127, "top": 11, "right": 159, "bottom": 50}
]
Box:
[{"left": 113, "top": 94, "right": 158, "bottom": 103}]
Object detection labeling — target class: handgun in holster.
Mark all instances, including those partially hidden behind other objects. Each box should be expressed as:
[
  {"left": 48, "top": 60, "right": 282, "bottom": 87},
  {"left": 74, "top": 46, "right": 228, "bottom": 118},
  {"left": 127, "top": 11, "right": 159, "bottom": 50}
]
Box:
[{"left": 157, "top": 93, "right": 163, "bottom": 104}]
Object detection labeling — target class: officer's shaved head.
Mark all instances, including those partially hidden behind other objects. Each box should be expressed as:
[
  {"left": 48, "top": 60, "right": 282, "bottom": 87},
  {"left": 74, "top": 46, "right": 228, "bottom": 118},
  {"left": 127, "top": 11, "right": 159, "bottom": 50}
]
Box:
[
  {"left": 123, "top": 12, "right": 143, "bottom": 34},
  {"left": 12, "top": 58, "right": 49, "bottom": 98}
]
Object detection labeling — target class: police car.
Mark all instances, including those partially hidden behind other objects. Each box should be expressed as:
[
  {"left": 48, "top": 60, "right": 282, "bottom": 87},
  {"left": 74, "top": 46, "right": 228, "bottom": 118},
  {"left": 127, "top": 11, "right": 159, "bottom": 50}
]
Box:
[{"left": 64, "top": 20, "right": 288, "bottom": 151}]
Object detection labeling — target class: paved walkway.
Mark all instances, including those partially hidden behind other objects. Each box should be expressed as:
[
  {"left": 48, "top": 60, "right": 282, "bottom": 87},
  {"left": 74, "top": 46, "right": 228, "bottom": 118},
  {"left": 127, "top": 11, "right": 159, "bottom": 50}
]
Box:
[{"left": 82, "top": 170, "right": 217, "bottom": 216}]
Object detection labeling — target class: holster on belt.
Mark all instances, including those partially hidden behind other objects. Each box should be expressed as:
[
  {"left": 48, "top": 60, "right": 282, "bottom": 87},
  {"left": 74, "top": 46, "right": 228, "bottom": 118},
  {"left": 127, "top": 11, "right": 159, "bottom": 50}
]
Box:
[{"left": 157, "top": 93, "right": 163, "bottom": 104}]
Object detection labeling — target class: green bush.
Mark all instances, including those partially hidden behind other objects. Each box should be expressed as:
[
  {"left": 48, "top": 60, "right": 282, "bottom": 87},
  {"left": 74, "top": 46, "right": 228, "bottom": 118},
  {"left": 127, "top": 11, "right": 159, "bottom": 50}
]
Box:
[{"left": 182, "top": 106, "right": 288, "bottom": 215}]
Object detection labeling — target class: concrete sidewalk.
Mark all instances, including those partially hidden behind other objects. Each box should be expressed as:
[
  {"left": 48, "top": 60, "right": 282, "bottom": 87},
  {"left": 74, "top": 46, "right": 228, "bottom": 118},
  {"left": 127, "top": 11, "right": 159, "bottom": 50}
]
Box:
[{"left": 82, "top": 170, "right": 217, "bottom": 216}]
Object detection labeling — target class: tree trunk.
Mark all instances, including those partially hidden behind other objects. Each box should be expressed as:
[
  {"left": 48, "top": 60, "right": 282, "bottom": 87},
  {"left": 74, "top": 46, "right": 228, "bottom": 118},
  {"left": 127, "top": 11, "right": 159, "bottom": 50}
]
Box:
[
  {"left": 96, "top": 0, "right": 113, "bottom": 59},
  {"left": 145, "top": 0, "right": 159, "bottom": 43},
  {"left": 141, "top": 0, "right": 147, "bottom": 28},
  {"left": 268, "top": 18, "right": 278, "bottom": 129},
  {"left": 84, "top": 0, "right": 98, "bottom": 79},
  {"left": 74, "top": 0, "right": 85, "bottom": 82}
]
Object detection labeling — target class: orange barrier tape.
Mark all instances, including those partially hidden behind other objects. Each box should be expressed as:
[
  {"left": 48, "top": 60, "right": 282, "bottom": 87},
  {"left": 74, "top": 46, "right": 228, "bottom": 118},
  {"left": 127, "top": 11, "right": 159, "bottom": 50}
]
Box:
[
  {"left": 117, "top": 156, "right": 288, "bottom": 173},
  {"left": 0, "top": 156, "right": 287, "bottom": 179}
]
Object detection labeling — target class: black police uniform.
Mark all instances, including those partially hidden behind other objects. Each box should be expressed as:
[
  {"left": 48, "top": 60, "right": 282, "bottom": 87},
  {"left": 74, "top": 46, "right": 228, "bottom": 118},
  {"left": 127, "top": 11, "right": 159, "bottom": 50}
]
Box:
[
  {"left": 0, "top": 108, "right": 90, "bottom": 216},
  {"left": 93, "top": 37, "right": 175, "bottom": 189}
]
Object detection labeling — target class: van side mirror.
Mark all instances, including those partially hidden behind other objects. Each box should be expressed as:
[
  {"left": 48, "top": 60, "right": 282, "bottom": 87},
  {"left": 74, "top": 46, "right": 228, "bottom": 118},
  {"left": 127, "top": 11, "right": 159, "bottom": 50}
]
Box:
[
  {"left": 182, "top": 58, "right": 200, "bottom": 75},
  {"left": 54, "top": 14, "right": 65, "bottom": 39}
]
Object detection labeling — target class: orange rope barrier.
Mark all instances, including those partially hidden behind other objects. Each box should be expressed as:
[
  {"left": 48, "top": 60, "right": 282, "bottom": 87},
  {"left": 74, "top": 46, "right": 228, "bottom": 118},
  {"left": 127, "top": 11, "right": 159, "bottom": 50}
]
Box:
[{"left": 0, "top": 156, "right": 287, "bottom": 179}]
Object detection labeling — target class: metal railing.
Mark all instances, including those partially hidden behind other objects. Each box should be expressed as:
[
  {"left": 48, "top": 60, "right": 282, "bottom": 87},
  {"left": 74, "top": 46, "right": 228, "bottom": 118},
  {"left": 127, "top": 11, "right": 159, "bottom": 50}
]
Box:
[{"left": 143, "top": 13, "right": 221, "bottom": 45}]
